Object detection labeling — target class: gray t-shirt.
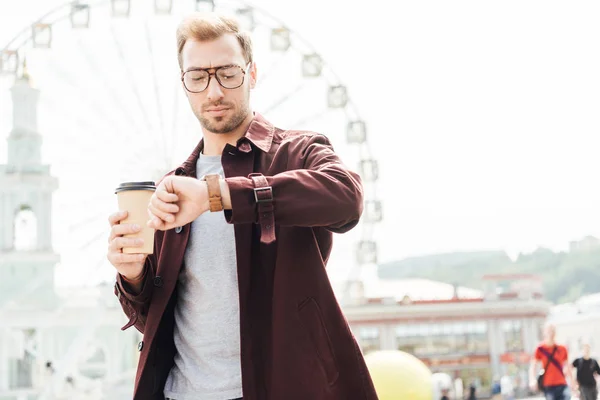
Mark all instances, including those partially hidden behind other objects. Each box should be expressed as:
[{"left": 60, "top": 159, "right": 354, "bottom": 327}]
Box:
[{"left": 164, "top": 154, "right": 242, "bottom": 400}]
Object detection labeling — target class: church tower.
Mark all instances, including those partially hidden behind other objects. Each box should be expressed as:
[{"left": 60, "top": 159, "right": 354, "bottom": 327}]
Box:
[{"left": 0, "top": 63, "right": 59, "bottom": 307}]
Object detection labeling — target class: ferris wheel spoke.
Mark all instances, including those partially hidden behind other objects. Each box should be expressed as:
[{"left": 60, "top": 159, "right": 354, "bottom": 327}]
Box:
[
  {"left": 262, "top": 82, "right": 306, "bottom": 115},
  {"left": 40, "top": 96, "right": 126, "bottom": 150},
  {"left": 65, "top": 210, "right": 107, "bottom": 235},
  {"left": 77, "top": 227, "right": 110, "bottom": 252},
  {"left": 57, "top": 196, "right": 116, "bottom": 217},
  {"left": 170, "top": 82, "right": 181, "bottom": 167},
  {"left": 110, "top": 23, "right": 160, "bottom": 150},
  {"left": 74, "top": 35, "right": 146, "bottom": 141},
  {"left": 144, "top": 21, "right": 169, "bottom": 164},
  {"left": 41, "top": 64, "right": 135, "bottom": 148},
  {"left": 288, "top": 108, "right": 331, "bottom": 130},
  {"left": 256, "top": 49, "right": 289, "bottom": 87}
]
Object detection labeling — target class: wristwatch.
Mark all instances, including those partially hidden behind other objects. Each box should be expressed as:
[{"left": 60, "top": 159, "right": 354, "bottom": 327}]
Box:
[{"left": 202, "top": 174, "right": 223, "bottom": 212}]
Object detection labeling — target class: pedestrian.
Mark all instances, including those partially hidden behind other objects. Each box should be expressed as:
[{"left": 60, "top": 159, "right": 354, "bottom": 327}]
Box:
[
  {"left": 467, "top": 383, "right": 477, "bottom": 400},
  {"left": 572, "top": 343, "right": 600, "bottom": 400},
  {"left": 529, "top": 323, "right": 575, "bottom": 400}
]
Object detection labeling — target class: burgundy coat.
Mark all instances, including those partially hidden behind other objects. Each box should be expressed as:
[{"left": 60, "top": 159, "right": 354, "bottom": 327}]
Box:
[{"left": 114, "top": 113, "right": 378, "bottom": 400}]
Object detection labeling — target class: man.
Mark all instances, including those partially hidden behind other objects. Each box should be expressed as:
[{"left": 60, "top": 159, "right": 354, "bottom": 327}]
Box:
[
  {"left": 106, "top": 12, "right": 378, "bottom": 400},
  {"left": 529, "top": 323, "right": 574, "bottom": 400},
  {"left": 572, "top": 343, "right": 600, "bottom": 400}
]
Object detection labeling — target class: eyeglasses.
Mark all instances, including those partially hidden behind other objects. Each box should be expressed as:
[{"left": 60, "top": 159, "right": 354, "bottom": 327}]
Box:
[{"left": 181, "top": 62, "right": 251, "bottom": 93}]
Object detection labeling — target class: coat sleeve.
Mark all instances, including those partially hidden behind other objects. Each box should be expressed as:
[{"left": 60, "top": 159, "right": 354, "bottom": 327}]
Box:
[
  {"left": 224, "top": 134, "right": 363, "bottom": 233},
  {"left": 113, "top": 254, "right": 156, "bottom": 333}
]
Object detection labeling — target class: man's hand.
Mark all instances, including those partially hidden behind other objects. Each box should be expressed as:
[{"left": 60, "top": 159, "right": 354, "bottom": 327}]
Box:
[
  {"left": 528, "top": 378, "right": 538, "bottom": 393},
  {"left": 107, "top": 211, "right": 148, "bottom": 281},
  {"left": 147, "top": 175, "right": 210, "bottom": 231}
]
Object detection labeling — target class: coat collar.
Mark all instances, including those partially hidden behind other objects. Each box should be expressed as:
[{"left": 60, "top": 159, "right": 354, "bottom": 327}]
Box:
[{"left": 177, "top": 112, "right": 274, "bottom": 176}]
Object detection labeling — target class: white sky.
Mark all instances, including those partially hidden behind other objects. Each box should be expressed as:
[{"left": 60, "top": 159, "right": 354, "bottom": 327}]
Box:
[{"left": 1, "top": 0, "right": 600, "bottom": 286}]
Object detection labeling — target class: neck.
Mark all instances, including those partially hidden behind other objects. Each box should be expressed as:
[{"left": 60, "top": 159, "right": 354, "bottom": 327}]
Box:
[
  {"left": 545, "top": 339, "right": 555, "bottom": 346},
  {"left": 584, "top": 355, "right": 591, "bottom": 360},
  {"left": 202, "top": 112, "right": 254, "bottom": 156}
]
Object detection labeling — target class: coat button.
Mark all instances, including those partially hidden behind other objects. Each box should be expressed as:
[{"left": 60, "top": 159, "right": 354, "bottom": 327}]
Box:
[
  {"left": 138, "top": 341, "right": 143, "bottom": 352},
  {"left": 175, "top": 226, "right": 183, "bottom": 234},
  {"left": 153, "top": 276, "right": 163, "bottom": 287}
]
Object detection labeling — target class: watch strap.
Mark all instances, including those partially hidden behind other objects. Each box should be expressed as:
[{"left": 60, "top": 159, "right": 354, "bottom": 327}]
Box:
[{"left": 204, "top": 174, "right": 223, "bottom": 212}]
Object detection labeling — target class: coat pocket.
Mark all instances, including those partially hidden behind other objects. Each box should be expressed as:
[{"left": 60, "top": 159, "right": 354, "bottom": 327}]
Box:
[{"left": 298, "top": 297, "right": 340, "bottom": 385}]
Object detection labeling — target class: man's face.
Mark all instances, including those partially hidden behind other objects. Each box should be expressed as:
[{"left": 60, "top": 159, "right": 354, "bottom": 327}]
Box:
[
  {"left": 544, "top": 324, "right": 556, "bottom": 342},
  {"left": 583, "top": 343, "right": 591, "bottom": 357},
  {"left": 180, "top": 34, "right": 256, "bottom": 134}
]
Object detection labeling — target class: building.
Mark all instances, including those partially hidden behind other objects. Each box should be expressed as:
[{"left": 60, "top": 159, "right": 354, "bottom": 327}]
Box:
[
  {"left": 342, "top": 274, "right": 551, "bottom": 396},
  {"left": 569, "top": 235, "right": 600, "bottom": 253},
  {"left": 0, "top": 67, "right": 139, "bottom": 400},
  {"left": 549, "top": 292, "right": 600, "bottom": 360}
]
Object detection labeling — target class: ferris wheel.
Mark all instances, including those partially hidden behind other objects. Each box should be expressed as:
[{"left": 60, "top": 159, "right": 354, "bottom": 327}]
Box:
[{"left": 0, "top": 0, "right": 381, "bottom": 301}]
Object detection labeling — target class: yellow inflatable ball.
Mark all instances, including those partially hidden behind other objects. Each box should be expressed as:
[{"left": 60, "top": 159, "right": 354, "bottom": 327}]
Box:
[{"left": 364, "top": 350, "right": 433, "bottom": 400}]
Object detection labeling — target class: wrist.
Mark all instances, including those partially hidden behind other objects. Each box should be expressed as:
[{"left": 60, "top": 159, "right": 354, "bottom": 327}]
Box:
[
  {"left": 219, "top": 179, "right": 231, "bottom": 209},
  {"left": 201, "top": 174, "right": 226, "bottom": 212},
  {"left": 121, "top": 267, "right": 145, "bottom": 284},
  {"left": 120, "top": 267, "right": 146, "bottom": 294},
  {"left": 199, "top": 179, "right": 211, "bottom": 214}
]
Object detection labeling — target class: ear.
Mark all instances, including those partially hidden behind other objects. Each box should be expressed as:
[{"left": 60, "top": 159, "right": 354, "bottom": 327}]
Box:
[{"left": 249, "top": 62, "right": 257, "bottom": 89}]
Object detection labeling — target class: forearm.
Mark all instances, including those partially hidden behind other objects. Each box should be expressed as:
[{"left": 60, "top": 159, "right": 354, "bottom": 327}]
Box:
[
  {"left": 119, "top": 267, "right": 146, "bottom": 295},
  {"left": 225, "top": 168, "right": 363, "bottom": 230},
  {"left": 529, "top": 361, "right": 536, "bottom": 382},
  {"left": 217, "top": 134, "right": 364, "bottom": 233},
  {"left": 566, "top": 365, "right": 575, "bottom": 385}
]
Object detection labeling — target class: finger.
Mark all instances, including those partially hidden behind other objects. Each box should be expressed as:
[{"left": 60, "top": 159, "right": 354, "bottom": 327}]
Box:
[
  {"left": 107, "top": 251, "right": 146, "bottom": 265},
  {"left": 109, "top": 236, "right": 144, "bottom": 252},
  {"left": 148, "top": 202, "right": 175, "bottom": 224},
  {"left": 156, "top": 189, "right": 178, "bottom": 204},
  {"left": 147, "top": 215, "right": 169, "bottom": 231},
  {"left": 108, "top": 210, "right": 128, "bottom": 226},
  {"left": 150, "top": 194, "right": 179, "bottom": 214},
  {"left": 108, "top": 223, "right": 141, "bottom": 242}
]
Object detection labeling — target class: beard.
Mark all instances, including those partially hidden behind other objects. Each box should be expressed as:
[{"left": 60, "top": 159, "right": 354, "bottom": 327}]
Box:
[{"left": 197, "top": 94, "right": 250, "bottom": 134}]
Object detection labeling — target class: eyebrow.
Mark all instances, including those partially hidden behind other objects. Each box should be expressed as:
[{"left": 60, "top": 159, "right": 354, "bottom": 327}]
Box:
[{"left": 184, "top": 64, "right": 238, "bottom": 73}]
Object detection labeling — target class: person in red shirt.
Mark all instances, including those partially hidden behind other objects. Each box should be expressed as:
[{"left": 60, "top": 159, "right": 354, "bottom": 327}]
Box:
[{"left": 529, "top": 323, "right": 575, "bottom": 400}]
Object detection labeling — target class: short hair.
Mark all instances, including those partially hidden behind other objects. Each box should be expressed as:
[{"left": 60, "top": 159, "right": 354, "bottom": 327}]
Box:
[{"left": 176, "top": 12, "right": 253, "bottom": 70}]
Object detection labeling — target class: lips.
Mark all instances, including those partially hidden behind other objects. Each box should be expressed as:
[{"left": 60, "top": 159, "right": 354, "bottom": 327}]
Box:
[{"left": 205, "top": 107, "right": 230, "bottom": 117}]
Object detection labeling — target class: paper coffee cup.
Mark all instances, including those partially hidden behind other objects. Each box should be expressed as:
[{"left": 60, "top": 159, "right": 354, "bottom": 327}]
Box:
[{"left": 115, "top": 181, "right": 156, "bottom": 254}]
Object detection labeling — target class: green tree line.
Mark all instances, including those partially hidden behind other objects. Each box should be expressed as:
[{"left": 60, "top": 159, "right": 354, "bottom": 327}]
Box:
[{"left": 378, "top": 247, "right": 600, "bottom": 304}]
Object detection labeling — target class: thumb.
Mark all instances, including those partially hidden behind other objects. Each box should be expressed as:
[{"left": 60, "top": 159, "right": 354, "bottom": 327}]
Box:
[{"left": 147, "top": 215, "right": 166, "bottom": 231}]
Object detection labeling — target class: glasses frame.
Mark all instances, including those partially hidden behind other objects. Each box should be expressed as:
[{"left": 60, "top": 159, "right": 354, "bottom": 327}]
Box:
[{"left": 181, "top": 62, "right": 252, "bottom": 93}]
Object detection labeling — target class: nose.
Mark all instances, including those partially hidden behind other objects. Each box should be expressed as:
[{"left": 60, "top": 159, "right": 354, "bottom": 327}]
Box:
[{"left": 206, "top": 76, "right": 224, "bottom": 103}]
